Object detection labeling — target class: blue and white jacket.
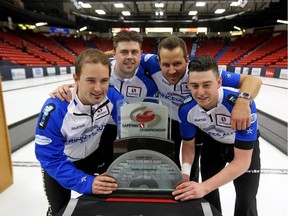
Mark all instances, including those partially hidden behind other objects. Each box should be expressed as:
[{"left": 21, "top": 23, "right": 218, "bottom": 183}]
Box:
[
  {"left": 35, "top": 86, "right": 123, "bottom": 194},
  {"left": 110, "top": 60, "right": 157, "bottom": 98},
  {"left": 178, "top": 87, "right": 258, "bottom": 149}
]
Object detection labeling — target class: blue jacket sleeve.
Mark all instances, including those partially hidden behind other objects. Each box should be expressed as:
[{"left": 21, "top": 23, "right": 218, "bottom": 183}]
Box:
[
  {"left": 178, "top": 101, "right": 197, "bottom": 141},
  {"left": 137, "top": 65, "right": 158, "bottom": 97},
  {"left": 235, "top": 100, "right": 258, "bottom": 144},
  {"left": 107, "top": 86, "right": 124, "bottom": 124},
  {"left": 35, "top": 98, "right": 95, "bottom": 194},
  {"left": 220, "top": 70, "right": 241, "bottom": 88},
  {"left": 141, "top": 54, "right": 161, "bottom": 76}
]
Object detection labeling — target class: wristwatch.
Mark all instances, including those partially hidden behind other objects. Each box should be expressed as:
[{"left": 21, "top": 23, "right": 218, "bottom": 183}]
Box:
[{"left": 238, "top": 92, "right": 252, "bottom": 100}]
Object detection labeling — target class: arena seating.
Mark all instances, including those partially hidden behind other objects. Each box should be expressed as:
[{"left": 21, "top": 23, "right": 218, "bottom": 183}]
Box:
[
  {"left": 0, "top": 30, "right": 73, "bottom": 66},
  {"left": 234, "top": 32, "right": 287, "bottom": 67},
  {"left": 195, "top": 38, "right": 226, "bottom": 58},
  {"left": 0, "top": 31, "right": 51, "bottom": 66},
  {"left": 0, "top": 29, "right": 287, "bottom": 68},
  {"left": 91, "top": 37, "right": 113, "bottom": 52},
  {"left": 217, "top": 34, "right": 270, "bottom": 65},
  {"left": 52, "top": 35, "right": 90, "bottom": 56},
  {"left": 20, "top": 32, "right": 75, "bottom": 65}
]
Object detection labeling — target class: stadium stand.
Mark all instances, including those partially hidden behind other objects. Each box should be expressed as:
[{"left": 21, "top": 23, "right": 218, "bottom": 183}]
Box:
[
  {"left": 91, "top": 36, "right": 113, "bottom": 53},
  {"left": 234, "top": 31, "right": 287, "bottom": 66},
  {"left": 0, "top": 29, "right": 286, "bottom": 69},
  {"left": 195, "top": 38, "right": 226, "bottom": 58},
  {"left": 217, "top": 34, "right": 271, "bottom": 65},
  {"left": 0, "top": 30, "right": 73, "bottom": 66}
]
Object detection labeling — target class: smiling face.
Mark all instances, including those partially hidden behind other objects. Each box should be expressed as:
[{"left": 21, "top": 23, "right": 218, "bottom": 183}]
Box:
[
  {"left": 74, "top": 62, "right": 110, "bottom": 105},
  {"left": 74, "top": 49, "right": 111, "bottom": 105},
  {"left": 188, "top": 69, "right": 222, "bottom": 110},
  {"left": 159, "top": 47, "right": 188, "bottom": 85},
  {"left": 157, "top": 36, "right": 189, "bottom": 85},
  {"left": 113, "top": 40, "right": 142, "bottom": 79}
]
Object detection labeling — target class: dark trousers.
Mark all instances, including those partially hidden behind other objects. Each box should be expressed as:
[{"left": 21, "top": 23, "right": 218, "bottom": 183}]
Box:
[
  {"left": 171, "top": 119, "right": 202, "bottom": 182},
  {"left": 43, "top": 124, "right": 117, "bottom": 216},
  {"left": 201, "top": 134, "right": 261, "bottom": 216}
]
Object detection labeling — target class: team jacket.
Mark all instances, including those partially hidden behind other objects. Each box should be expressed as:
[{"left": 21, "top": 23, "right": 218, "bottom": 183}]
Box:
[
  {"left": 178, "top": 87, "right": 258, "bottom": 149},
  {"left": 141, "top": 54, "right": 241, "bottom": 120},
  {"left": 110, "top": 60, "right": 158, "bottom": 98},
  {"left": 35, "top": 86, "right": 124, "bottom": 194}
]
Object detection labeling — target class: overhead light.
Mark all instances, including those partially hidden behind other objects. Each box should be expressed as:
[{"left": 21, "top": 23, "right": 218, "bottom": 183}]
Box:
[
  {"left": 95, "top": 9, "right": 106, "bottom": 15},
  {"left": 78, "top": 1, "right": 92, "bottom": 8},
  {"left": 122, "top": 11, "right": 131, "bottom": 16},
  {"left": 73, "top": 2, "right": 81, "bottom": 9},
  {"left": 114, "top": 3, "right": 124, "bottom": 8},
  {"left": 155, "top": 10, "right": 164, "bottom": 16},
  {"left": 196, "top": 2, "right": 206, "bottom": 7},
  {"left": 79, "top": 26, "right": 87, "bottom": 32},
  {"left": 145, "top": 27, "right": 173, "bottom": 34},
  {"left": 277, "top": 19, "right": 288, "bottom": 24},
  {"left": 233, "top": 26, "right": 241, "bottom": 31},
  {"left": 230, "top": 1, "right": 240, "bottom": 7},
  {"left": 155, "top": 3, "right": 164, "bottom": 8},
  {"left": 239, "top": 0, "right": 248, "bottom": 8},
  {"left": 197, "top": 27, "right": 207, "bottom": 33},
  {"left": 35, "top": 22, "right": 48, "bottom": 27},
  {"left": 230, "top": 0, "right": 247, "bottom": 7},
  {"left": 189, "top": 11, "right": 198, "bottom": 16},
  {"left": 230, "top": 31, "right": 243, "bottom": 36},
  {"left": 215, "top": 9, "right": 225, "bottom": 14}
]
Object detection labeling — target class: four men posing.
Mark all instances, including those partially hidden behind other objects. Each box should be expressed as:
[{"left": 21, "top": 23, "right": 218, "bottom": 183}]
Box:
[{"left": 37, "top": 30, "right": 262, "bottom": 215}]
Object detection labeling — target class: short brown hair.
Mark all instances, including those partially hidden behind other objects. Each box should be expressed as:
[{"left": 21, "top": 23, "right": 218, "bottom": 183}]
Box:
[
  {"left": 188, "top": 56, "right": 219, "bottom": 78},
  {"left": 113, "top": 30, "right": 143, "bottom": 50},
  {"left": 158, "top": 36, "right": 188, "bottom": 59},
  {"left": 75, "top": 48, "right": 111, "bottom": 77}
]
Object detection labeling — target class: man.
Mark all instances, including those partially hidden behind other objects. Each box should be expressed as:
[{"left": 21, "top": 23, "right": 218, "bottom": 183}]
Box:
[
  {"left": 140, "top": 36, "right": 262, "bottom": 180},
  {"left": 173, "top": 56, "right": 260, "bottom": 216},
  {"left": 35, "top": 49, "right": 123, "bottom": 215}
]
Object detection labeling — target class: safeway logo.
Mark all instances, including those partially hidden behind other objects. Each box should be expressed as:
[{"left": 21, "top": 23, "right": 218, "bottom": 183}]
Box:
[
  {"left": 130, "top": 107, "right": 161, "bottom": 127},
  {"left": 136, "top": 110, "right": 155, "bottom": 122}
]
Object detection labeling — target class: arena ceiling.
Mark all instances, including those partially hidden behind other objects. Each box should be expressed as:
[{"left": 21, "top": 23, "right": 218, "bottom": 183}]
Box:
[{"left": 0, "top": 0, "right": 287, "bottom": 32}]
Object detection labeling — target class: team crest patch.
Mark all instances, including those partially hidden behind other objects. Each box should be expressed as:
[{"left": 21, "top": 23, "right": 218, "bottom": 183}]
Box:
[
  {"left": 38, "top": 103, "right": 55, "bottom": 129},
  {"left": 126, "top": 86, "right": 142, "bottom": 97},
  {"left": 216, "top": 114, "right": 231, "bottom": 127},
  {"left": 94, "top": 105, "right": 110, "bottom": 120},
  {"left": 181, "top": 82, "right": 190, "bottom": 94}
]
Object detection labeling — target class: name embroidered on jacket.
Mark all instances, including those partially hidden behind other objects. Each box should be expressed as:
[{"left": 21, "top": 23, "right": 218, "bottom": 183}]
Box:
[{"left": 67, "top": 125, "right": 106, "bottom": 144}]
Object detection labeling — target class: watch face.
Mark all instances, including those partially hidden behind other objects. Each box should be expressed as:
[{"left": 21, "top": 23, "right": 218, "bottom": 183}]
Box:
[{"left": 239, "top": 92, "right": 251, "bottom": 99}]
